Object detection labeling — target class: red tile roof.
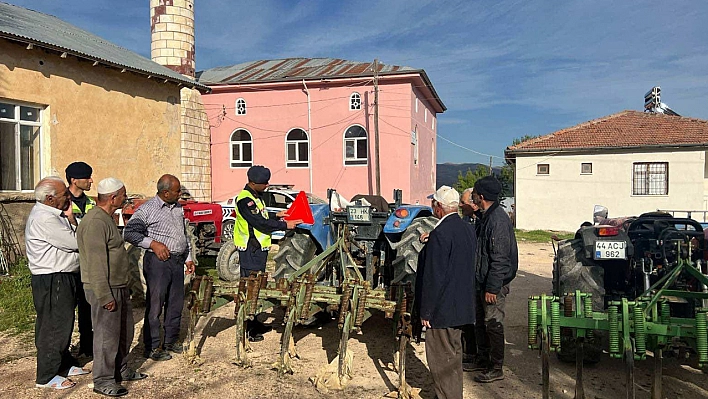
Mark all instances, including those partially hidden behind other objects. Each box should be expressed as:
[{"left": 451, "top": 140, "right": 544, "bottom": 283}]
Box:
[{"left": 506, "top": 110, "right": 708, "bottom": 154}]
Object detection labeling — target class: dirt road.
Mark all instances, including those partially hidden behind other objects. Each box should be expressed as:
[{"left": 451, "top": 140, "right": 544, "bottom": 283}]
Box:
[{"left": 2, "top": 241, "right": 707, "bottom": 398}]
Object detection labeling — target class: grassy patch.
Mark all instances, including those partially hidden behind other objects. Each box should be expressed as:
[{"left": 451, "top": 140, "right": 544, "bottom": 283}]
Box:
[
  {"left": 515, "top": 229, "right": 574, "bottom": 243},
  {"left": 0, "top": 258, "right": 35, "bottom": 334}
]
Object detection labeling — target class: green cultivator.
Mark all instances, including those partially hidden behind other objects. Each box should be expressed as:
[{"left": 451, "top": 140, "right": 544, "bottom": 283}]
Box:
[{"left": 530, "top": 212, "right": 708, "bottom": 399}]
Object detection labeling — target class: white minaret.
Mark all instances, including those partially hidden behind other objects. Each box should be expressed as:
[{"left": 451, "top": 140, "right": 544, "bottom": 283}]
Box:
[{"left": 150, "top": 0, "right": 195, "bottom": 78}]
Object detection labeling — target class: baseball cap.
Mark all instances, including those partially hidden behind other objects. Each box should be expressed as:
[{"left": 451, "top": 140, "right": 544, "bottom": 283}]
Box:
[{"left": 427, "top": 185, "right": 460, "bottom": 207}]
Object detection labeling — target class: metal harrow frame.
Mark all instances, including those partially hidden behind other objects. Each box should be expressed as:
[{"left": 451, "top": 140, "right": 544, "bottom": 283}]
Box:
[
  {"left": 528, "top": 255, "right": 708, "bottom": 399},
  {"left": 184, "top": 235, "right": 420, "bottom": 398}
]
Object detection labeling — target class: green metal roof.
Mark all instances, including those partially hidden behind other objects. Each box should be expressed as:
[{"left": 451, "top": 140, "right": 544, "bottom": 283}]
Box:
[{"left": 0, "top": 2, "right": 209, "bottom": 91}]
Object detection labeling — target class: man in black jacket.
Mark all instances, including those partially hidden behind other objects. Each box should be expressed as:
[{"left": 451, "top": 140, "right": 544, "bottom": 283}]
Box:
[
  {"left": 416, "top": 185, "right": 476, "bottom": 398},
  {"left": 470, "top": 176, "right": 518, "bottom": 383}
]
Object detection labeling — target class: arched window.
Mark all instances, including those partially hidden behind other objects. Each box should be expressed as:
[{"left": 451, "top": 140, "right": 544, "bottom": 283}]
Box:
[
  {"left": 235, "top": 98, "right": 246, "bottom": 115},
  {"left": 343, "top": 125, "right": 367, "bottom": 166},
  {"left": 286, "top": 128, "right": 309, "bottom": 168},
  {"left": 349, "top": 92, "right": 361, "bottom": 111},
  {"left": 230, "top": 129, "right": 252, "bottom": 168}
]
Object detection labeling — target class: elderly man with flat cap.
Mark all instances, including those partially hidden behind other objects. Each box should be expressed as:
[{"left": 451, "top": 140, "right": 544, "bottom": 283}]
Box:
[
  {"left": 78, "top": 178, "right": 147, "bottom": 396},
  {"left": 65, "top": 161, "right": 95, "bottom": 358},
  {"left": 469, "top": 176, "right": 518, "bottom": 383},
  {"left": 234, "top": 165, "right": 302, "bottom": 341}
]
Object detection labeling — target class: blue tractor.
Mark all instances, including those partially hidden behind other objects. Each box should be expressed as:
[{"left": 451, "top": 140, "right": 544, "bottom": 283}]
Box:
[{"left": 273, "top": 189, "right": 437, "bottom": 289}]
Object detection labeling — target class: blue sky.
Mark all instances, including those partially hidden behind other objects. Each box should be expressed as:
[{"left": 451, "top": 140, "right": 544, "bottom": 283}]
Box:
[{"left": 7, "top": 1, "right": 708, "bottom": 166}]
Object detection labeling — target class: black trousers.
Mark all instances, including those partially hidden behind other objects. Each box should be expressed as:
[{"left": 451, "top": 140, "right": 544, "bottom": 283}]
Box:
[
  {"left": 86, "top": 287, "right": 133, "bottom": 387},
  {"left": 461, "top": 324, "right": 477, "bottom": 361},
  {"left": 239, "top": 246, "right": 269, "bottom": 334},
  {"left": 73, "top": 274, "right": 93, "bottom": 355},
  {"left": 143, "top": 252, "right": 185, "bottom": 351},
  {"left": 475, "top": 286, "right": 509, "bottom": 369},
  {"left": 31, "top": 273, "right": 77, "bottom": 384}
]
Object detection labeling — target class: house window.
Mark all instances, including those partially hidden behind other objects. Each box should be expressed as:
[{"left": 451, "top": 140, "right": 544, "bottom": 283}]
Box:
[
  {"left": 633, "top": 162, "right": 668, "bottom": 195},
  {"left": 581, "top": 163, "right": 593, "bottom": 174},
  {"left": 286, "top": 128, "right": 309, "bottom": 168},
  {"left": 432, "top": 117, "right": 435, "bottom": 130},
  {"left": 412, "top": 127, "right": 418, "bottom": 166},
  {"left": 349, "top": 92, "right": 361, "bottom": 110},
  {"left": 235, "top": 98, "right": 246, "bottom": 115},
  {"left": 343, "top": 125, "right": 367, "bottom": 166},
  {"left": 415, "top": 98, "right": 418, "bottom": 113},
  {"left": 0, "top": 102, "right": 42, "bottom": 191},
  {"left": 425, "top": 109, "right": 428, "bottom": 123},
  {"left": 537, "top": 164, "right": 549, "bottom": 175},
  {"left": 230, "top": 129, "right": 252, "bottom": 168}
]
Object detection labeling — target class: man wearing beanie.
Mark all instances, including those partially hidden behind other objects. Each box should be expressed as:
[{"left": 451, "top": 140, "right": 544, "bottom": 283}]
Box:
[
  {"left": 77, "top": 178, "right": 147, "bottom": 396},
  {"left": 469, "top": 176, "right": 518, "bottom": 383},
  {"left": 65, "top": 161, "right": 95, "bottom": 357},
  {"left": 234, "top": 165, "right": 302, "bottom": 341}
]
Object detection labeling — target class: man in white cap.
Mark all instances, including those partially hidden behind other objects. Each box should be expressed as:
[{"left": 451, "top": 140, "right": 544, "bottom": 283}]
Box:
[
  {"left": 415, "top": 185, "right": 476, "bottom": 399},
  {"left": 77, "top": 178, "right": 147, "bottom": 397}
]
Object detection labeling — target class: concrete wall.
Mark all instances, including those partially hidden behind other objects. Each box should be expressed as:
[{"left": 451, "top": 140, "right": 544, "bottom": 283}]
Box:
[
  {"left": 514, "top": 149, "right": 707, "bottom": 232},
  {"left": 0, "top": 38, "right": 184, "bottom": 197},
  {"left": 206, "top": 77, "right": 436, "bottom": 204},
  {"left": 180, "top": 87, "right": 211, "bottom": 201}
]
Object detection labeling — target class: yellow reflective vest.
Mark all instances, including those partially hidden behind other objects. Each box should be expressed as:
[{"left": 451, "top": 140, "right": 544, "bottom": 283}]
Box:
[
  {"left": 71, "top": 195, "right": 95, "bottom": 220},
  {"left": 234, "top": 189, "right": 271, "bottom": 251}
]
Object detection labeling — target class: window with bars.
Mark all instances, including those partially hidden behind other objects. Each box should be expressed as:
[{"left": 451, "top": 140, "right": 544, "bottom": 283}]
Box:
[
  {"left": 286, "top": 128, "right": 309, "bottom": 168},
  {"left": 230, "top": 129, "right": 253, "bottom": 168},
  {"left": 633, "top": 162, "right": 668, "bottom": 195},
  {"left": 235, "top": 98, "right": 246, "bottom": 115},
  {"left": 343, "top": 125, "right": 367, "bottom": 165},
  {"left": 349, "top": 92, "right": 361, "bottom": 110},
  {"left": 0, "top": 102, "right": 42, "bottom": 191}
]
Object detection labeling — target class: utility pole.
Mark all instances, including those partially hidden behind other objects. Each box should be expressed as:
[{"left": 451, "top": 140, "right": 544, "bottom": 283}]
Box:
[
  {"left": 489, "top": 156, "right": 493, "bottom": 175},
  {"left": 373, "top": 59, "right": 381, "bottom": 196}
]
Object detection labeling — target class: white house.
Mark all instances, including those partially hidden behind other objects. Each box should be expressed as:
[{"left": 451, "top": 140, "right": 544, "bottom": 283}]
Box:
[{"left": 505, "top": 110, "right": 708, "bottom": 232}]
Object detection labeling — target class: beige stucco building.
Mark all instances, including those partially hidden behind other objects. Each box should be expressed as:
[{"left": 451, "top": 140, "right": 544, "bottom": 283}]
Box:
[
  {"left": 506, "top": 111, "right": 708, "bottom": 232},
  {"left": 0, "top": 2, "right": 210, "bottom": 245}
]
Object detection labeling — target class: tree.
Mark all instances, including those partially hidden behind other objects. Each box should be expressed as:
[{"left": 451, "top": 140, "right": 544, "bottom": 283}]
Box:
[
  {"left": 512, "top": 134, "right": 540, "bottom": 146},
  {"left": 455, "top": 166, "right": 490, "bottom": 193}
]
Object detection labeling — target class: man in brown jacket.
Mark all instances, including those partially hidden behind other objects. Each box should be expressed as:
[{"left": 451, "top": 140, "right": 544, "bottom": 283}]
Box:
[{"left": 77, "top": 178, "right": 146, "bottom": 397}]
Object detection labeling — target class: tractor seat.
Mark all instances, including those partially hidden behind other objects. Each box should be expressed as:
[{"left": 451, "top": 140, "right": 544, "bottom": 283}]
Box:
[{"left": 350, "top": 194, "right": 390, "bottom": 212}]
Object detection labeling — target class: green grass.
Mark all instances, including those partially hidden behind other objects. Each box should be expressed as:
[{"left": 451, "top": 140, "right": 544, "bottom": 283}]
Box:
[
  {"left": 515, "top": 229, "right": 574, "bottom": 243},
  {"left": 0, "top": 258, "right": 35, "bottom": 334}
]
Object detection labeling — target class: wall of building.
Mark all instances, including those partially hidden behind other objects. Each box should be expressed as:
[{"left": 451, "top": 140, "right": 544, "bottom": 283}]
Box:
[
  {"left": 206, "top": 79, "right": 426, "bottom": 204},
  {"left": 0, "top": 38, "right": 183, "bottom": 198},
  {"left": 409, "top": 86, "right": 437, "bottom": 203},
  {"left": 514, "top": 149, "right": 706, "bottom": 232},
  {"left": 180, "top": 87, "right": 211, "bottom": 201}
]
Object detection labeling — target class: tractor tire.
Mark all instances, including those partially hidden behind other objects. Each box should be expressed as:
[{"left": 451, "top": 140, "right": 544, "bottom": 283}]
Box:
[
  {"left": 555, "top": 239, "right": 605, "bottom": 311},
  {"left": 216, "top": 240, "right": 241, "bottom": 281},
  {"left": 554, "top": 238, "right": 605, "bottom": 364},
  {"left": 390, "top": 216, "right": 438, "bottom": 286},
  {"left": 272, "top": 232, "right": 317, "bottom": 281},
  {"left": 221, "top": 220, "right": 235, "bottom": 242}
]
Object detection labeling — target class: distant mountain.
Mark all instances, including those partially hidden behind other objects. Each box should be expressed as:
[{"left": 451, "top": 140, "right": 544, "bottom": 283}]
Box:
[{"left": 436, "top": 163, "right": 510, "bottom": 193}]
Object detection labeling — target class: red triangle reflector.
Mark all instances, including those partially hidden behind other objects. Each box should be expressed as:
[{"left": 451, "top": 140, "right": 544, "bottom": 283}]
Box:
[{"left": 283, "top": 191, "right": 314, "bottom": 224}]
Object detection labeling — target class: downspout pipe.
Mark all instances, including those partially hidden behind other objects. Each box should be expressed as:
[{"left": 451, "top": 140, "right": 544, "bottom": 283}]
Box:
[{"left": 303, "top": 79, "right": 313, "bottom": 193}]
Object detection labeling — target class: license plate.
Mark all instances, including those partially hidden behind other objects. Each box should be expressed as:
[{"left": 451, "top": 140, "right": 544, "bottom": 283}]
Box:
[
  {"left": 594, "top": 241, "right": 626, "bottom": 259},
  {"left": 347, "top": 206, "right": 371, "bottom": 223}
]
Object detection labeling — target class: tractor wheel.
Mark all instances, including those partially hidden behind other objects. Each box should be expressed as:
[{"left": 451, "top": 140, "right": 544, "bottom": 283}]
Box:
[
  {"left": 272, "top": 232, "right": 317, "bottom": 281},
  {"left": 554, "top": 238, "right": 605, "bottom": 364},
  {"left": 390, "top": 216, "right": 438, "bottom": 286},
  {"left": 555, "top": 239, "right": 605, "bottom": 311},
  {"left": 216, "top": 240, "right": 240, "bottom": 281},
  {"left": 221, "top": 220, "right": 235, "bottom": 242}
]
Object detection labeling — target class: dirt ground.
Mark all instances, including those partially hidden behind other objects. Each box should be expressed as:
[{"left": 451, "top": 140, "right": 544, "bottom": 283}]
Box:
[{"left": 2, "top": 241, "right": 708, "bottom": 398}]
